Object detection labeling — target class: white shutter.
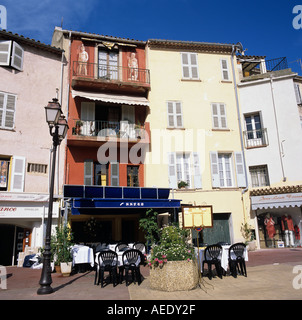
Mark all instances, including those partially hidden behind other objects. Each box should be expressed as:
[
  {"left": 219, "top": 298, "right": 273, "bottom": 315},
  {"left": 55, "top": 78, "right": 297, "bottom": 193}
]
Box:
[
  {"left": 181, "top": 53, "right": 199, "bottom": 79},
  {"left": 221, "top": 58, "right": 230, "bottom": 81},
  {"left": 212, "top": 103, "right": 227, "bottom": 129},
  {"left": 81, "top": 102, "right": 95, "bottom": 136},
  {"left": 210, "top": 151, "right": 220, "bottom": 188},
  {"left": 168, "top": 152, "right": 177, "bottom": 189},
  {"left": 10, "top": 156, "right": 26, "bottom": 192},
  {"left": 175, "top": 102, "right": 183, "bottom": 127},
  {"left": 234, "top": 151, "right": 247, "bottom": 188},
  {"left": 219, "top": 104, "right": 227, "bottom": 128},
  {"left": 211, "top": 103, "right": 219, "bottom": 128},
  {"left": 294, "top": 83, "right": 302, "bottom": 104},
  {"left": 192, "top": 152, "right": 202, "bottom": 189},
  {"left": 110, "top": 162, "right": 119, "bottom": 186},
  {"left": 181, "top": 53, "right": 190, "bottom": 78},
  {"left": 11, "top": 42, "right": 24, "bottom": 71},
  {"left": 190, "top": 54, "right": 199, "bottom": 79},
  {"left": 84, "top": 160, "right": 93, "bottom": 185},
  {"left": 167, "top": 102, "right": 175, "bottom": 127},
  {"left": 0, "top": 92, "right": 4, "bottom": 126},
  {"left": 0, "top": 40, "right": 12, "bottom": 67},
  {"left": 5, "top": 94, "right": 16, "bottom": 129}
]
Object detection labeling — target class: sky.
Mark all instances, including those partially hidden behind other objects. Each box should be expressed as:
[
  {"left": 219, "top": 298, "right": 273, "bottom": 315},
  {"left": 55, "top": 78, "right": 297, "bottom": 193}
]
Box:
[{"left": 1, "top": 0, "right": 302, "bottom": 74}]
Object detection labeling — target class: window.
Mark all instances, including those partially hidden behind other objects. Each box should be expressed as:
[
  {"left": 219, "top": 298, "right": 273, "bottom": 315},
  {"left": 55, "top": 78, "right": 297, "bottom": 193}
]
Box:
[
  {"left": 210, "top": 151, "right": 246, "bottom": 188},
  {"left": 167, "top": 101, "right": 183, "bottom": 128},
  {"left": 168, "top": 152, "right": 202, "bottom": 189},
  {"left": 0, "top": 159, "right": 10, "bottom": 191},
  {"left": 249, "top": 165, "right": 269, "bottom": 187},
  {"left": 127, "top": 166, "right": 139, "bottom": 187},
  {"left": 0, "top": 40, "right": 24, "bottom": 71},
  {"left": 98, "top": 49, "right": 118, "bottom": 80},
  {"left": 294, "top": 83, "right": 302, "bottom": 105},
  {"left": 0, "top": 92, "right": 17, "bottom": 130},
  {"left": 211, "top": 103, "right": 227, "bottom": 129},
  {"left": 220, "top": 58, "right": 230, "bottom": 81},
  {"left": 27, "top": 163, "right": 47, "bottom": 174},
  {"left": 181, "top": 53, "right": 199, "bottom": 80},
  {"left": 244, "top": 113, "right": 268, "bottom": 148},
  {"left": 95, "top": 163, "right": 108, "bottom": 186},
  {"left": 84, "top": 160, "right": 118, "bottom": 186}
]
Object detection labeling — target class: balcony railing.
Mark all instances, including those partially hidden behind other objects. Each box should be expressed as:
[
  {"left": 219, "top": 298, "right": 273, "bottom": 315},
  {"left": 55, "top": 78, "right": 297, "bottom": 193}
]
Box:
[
  {"left": 71, "top": 120, "right": 146, "bottom": 140},
  {"left": 72, "top": 61, "right": 150, "bottom": 86},
  {"left": 243, "top": 128, "right": 268, "bottom": 148}
]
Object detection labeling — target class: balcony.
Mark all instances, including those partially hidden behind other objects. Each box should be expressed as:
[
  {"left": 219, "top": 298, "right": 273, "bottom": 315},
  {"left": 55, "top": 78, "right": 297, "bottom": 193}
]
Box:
[
  {"left": 243, "top": 128, "right": 269, "bottom": 148},
  {"left": 67, "top": 119, "right": 150, "bottom": 147},
  {"left": 71, "top": 61, "right": 150, "bottom": 94}
]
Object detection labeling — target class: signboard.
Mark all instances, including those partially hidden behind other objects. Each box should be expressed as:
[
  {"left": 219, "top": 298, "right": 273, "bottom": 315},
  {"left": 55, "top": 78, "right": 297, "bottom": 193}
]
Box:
[{"left": 181, "top": 205, "right": 213, "bottom": 229}]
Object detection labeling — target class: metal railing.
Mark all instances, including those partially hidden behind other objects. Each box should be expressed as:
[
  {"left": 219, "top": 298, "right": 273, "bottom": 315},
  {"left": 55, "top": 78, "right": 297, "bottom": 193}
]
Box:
[
  {"left": 243, "top": 128, "right": 268, "bottom": 148},
  {"left": 72, "top": 119, "right": 146, "bottom": 139},
  {"left": 72, "top": 61, "right": 150, "bottom": 85}
]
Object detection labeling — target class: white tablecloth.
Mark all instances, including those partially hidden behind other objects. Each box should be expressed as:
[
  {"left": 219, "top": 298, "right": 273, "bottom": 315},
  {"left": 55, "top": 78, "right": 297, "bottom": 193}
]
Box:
[
  {"left": 195, "top": 245, "right": 248, "bottom": 273},
  {"left": 71, "top": 245, "right": 94, "bottom": 267}
]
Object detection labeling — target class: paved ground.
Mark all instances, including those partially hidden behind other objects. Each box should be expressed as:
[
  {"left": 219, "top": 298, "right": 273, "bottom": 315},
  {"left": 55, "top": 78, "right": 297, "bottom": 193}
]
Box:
[{"left": 0, "top": 248, "right": 301, "bottom": 301}]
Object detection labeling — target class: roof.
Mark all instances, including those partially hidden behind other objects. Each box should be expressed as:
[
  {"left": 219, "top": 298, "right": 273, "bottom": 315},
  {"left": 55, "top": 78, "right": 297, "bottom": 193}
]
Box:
[
  {"left": 147, "top": 39, "right": 235, "bottom": 53},
  {"left": 0, "top": 29, "right": 64, "bottom": 55},
  {"left": 250, "top": 185, "right": 302, "bottom": 196},
  {"left": 55, "top": 27, "right": 146, "bottom": 46}
]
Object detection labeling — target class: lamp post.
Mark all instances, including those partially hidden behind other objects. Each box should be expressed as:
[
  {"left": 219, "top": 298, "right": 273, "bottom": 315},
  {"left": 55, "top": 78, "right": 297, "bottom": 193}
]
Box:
[{"left": 37, "top": 98, "right": 68, "bottom": 295}]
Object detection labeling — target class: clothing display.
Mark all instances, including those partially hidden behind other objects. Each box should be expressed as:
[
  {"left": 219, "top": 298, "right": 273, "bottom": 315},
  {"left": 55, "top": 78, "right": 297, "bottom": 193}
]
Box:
[
  {"left": 281, "top": 215, "right": 294, "bottom": 232},
  {"left": 264, "top": 215, "right": 276, "bottom": 239},
  {"left": 294, "top": 225, "right": 300, "bottom": 240}
]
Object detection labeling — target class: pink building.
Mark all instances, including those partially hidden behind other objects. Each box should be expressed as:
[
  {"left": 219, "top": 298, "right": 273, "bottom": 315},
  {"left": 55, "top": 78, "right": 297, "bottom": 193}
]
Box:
[{"left": 0, "top": 30, "right": 67, "bottom": 266}]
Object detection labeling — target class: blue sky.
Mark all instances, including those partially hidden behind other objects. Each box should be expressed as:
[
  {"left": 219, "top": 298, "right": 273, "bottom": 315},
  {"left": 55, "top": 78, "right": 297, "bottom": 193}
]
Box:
[{"left": 2, "top": 0, "right": 302, "bottom": 74}]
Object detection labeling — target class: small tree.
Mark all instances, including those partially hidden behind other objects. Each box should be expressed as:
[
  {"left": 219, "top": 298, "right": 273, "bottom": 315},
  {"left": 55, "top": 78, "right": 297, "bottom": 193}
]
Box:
[
  {"left": 51, "top": 225, "right": 74, "bottom": 264},
  {"left": 139, "top": 209, "right": 160, "bottom": 249}
]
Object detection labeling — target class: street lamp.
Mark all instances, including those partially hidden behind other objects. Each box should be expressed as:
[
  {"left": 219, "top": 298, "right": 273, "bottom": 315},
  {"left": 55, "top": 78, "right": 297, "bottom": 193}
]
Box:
[{"left": 37, "top": 98, "right": 68, "bottom": 295}]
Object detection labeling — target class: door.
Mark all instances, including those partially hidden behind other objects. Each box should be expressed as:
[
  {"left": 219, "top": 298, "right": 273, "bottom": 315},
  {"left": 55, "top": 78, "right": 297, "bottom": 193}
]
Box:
[
  {"left": 202, "top": 214, "right": 231, "bottom": 245},
  {"left": 245, "top": 114, "right": 263, "bottom": 147}
]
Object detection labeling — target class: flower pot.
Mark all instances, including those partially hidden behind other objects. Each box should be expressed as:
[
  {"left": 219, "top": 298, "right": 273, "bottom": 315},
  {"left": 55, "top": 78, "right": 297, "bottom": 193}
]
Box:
[
  {"left": 247, "top": 240, "right": 256, "bottom": 251},
  {"left": 150, "top": 260, "right": 199, "bottom": 292},
  {"left": 60, "top": 262, "right": 72, "bottom": 277},
  {"left": 55, "top": 265, "right": 61, "bottom": 274}
]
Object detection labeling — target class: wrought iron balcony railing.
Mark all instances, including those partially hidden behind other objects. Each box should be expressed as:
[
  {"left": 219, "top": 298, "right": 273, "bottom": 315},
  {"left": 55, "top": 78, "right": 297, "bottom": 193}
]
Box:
[
  {"left": 71, "top": 119, "right": 146, "bottom": 140},
  {"left": 72, "top": 61, "right": 150, "bottom": 86},
  {"left": 243, "top": 128, "right": 269, "bottom": 148}
]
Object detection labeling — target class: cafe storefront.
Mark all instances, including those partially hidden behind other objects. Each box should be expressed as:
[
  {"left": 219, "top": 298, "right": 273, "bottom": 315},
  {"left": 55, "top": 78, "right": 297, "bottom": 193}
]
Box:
[
  {"left": 251, "top": 186, "right": 302, "bottom": 249},
  {"left": 63, "top": 185, "right": 181, "bottom": 244}
]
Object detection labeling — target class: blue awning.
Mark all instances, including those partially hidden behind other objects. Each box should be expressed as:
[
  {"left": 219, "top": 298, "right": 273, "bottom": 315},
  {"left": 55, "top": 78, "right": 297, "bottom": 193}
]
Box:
[{"left": 63, "top": 185, "right": 181, "bottom": 215}]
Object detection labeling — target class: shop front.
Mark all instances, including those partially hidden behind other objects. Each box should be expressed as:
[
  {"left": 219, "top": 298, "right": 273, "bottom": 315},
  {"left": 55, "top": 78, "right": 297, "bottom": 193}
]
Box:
[
  {"left": 251, "top": 187, "right": 302, "bottom": 249},
  {"left": 63, "top": 185, "right": 181, "bottom": 244}
]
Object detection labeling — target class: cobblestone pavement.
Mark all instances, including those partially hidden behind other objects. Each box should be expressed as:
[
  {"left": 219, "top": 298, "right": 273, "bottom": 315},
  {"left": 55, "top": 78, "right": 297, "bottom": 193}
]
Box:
[{"left": 0, "top": 248, "right": 301, "bottom": 300}]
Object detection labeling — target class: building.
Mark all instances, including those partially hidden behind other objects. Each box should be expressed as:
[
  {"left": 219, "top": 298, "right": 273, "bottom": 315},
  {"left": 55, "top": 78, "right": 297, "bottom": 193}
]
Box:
[
  {"left": 51, "top": 28, "right": 181, "bottom": 244},
  {"left": 0, "top": 30, "right": 67, "bottom": 265},
  {"left": 237, "top": 56, "right": 302, "bottom": 249},
  {"left": 144, "top": 39, "right": 249, "bottom": 245}
]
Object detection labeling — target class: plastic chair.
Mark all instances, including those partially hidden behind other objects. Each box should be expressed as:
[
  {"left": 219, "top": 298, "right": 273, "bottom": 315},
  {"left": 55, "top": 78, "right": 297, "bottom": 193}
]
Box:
[
  {"left": 202, "top": 244, "right": 223, "bottom": 279},
  {"left": 120, "top": 249, "right": 142, "bottom": 286},
  {"left": 133, "top": 242, "right": 147, "bottom": 265},
  {"left": 115, "top": 242, "right": 129, "bottom": 252},
  {"left": 228, "top": 243, "right": 247, "bottom": 278},
  {"left": 97, "top": 250, "right": 118, "bottom": 287}
]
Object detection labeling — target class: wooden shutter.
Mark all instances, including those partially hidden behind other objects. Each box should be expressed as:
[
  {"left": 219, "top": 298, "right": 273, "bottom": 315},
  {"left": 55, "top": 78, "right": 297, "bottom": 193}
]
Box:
[
  {"left": 192, "top": 152, "right": 202, "bottom": 189},
  {"left": 221, "top": 58, "right": 230, "bottom": 81},
  {"left": 210, "top": 151, "right": 220, "bottom": 188},
  {"left": 10, "top": 156, "right": 26, "bottom": 192},
  {"left": 190, "top": 53, "right": 199, "bottom": 79},
  {"left": 175, "top": 102, "right": 183, "bottom": 127},
  {"left": 212, "top": 103, "right": 227, "bottom": 129},
  {"left": 5, "top": 94, "right": 16, "bottom": 129},
  {"left": 110, "top": 162, "right": 119, "bottom": 186},
  {"left": 181, "top": 53, "right": 190, "bottom": 78},
  {"left": 11, "top": 42, "right": 24, "bottom": 71},
  {"left": 168, "top": 152, "right": 177, "bottom": 189},
  {"left": 234, "top": 152, "right": 247, "bottom": 187},
  {"left": 212, "top": 103, "right": 219, "bottom": 128},
  {"left": 167, "top": 102, "right": 175, "bottom": 127},
  {"left": 181, "top": 53, "right": 199, "bottom": 79},
  {"left": 0, "top": 40, "right": 11, "bottom": 67},
  {"left": 219, "top": 104, "right": 227, "bottom": 128},
  {"left": 84, "top": 160, "right": 93, "bottom": 185}
]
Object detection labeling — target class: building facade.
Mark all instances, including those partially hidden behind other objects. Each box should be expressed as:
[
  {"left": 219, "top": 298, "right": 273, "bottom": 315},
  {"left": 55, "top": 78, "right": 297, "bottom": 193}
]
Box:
[
  {"left": 0, "top": 30, "right": 67, "bottom": 265},
  {"left": 237, "top": 59, "right": 302, "bottom": 249},
  {"left": 145, "top": 40, "right": 249, "bottom": 245}
]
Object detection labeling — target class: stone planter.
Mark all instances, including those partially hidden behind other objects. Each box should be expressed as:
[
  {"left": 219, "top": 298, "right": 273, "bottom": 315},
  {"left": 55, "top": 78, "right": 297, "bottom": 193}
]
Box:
[
  {"left": 150, "top": 260, "right": 199, "bottom": 292},
  {"left": 60, "top": 262, "right": 72, "bottom": 277},
  {"left": 247, "top": 240, "right": 256, "bottom": 251}
]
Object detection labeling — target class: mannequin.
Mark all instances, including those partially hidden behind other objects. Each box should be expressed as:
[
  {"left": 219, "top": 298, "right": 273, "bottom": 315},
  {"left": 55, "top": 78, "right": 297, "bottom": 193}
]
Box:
[
  {"left": 281, "top": 214, "right": 295, "bottom": 247},
  {"left": 264, "top": 213, "right": 276, "bottom": 239}
]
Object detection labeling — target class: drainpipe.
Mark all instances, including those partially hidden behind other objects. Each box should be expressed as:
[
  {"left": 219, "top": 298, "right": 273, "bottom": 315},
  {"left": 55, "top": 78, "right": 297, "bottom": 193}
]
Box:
[{"left": 269, "top": 74, "right": 286, "bottom": 182}]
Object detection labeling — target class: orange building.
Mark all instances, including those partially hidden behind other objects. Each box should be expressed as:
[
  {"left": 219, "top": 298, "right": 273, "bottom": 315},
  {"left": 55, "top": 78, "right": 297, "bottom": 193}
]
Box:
[{"left": 52, "top": 28, "right": 179, "bottom": 244}]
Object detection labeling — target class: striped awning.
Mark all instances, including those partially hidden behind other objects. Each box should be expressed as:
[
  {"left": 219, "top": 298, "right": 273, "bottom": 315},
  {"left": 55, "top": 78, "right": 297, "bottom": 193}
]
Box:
[{"left": 251, "top": 192, "right": 302, "bottom": 210}]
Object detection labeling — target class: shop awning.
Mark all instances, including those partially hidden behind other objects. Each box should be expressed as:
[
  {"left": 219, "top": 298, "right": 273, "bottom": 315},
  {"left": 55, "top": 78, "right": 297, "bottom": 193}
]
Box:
[
  {"left": 63, "top": 185, "right": 181, "bottom": 215},
  {"left": 71, "top": 90, "right": 149, "bottom": 106},
  {"left": 251, "top": 192, "right": 302, "bottom": 210}
]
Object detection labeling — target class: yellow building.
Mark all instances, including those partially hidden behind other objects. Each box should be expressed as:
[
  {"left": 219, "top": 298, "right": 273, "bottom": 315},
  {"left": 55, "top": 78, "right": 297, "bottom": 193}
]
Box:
[{"left": 145, "top": 39, "right": 250, "bottom": 245}]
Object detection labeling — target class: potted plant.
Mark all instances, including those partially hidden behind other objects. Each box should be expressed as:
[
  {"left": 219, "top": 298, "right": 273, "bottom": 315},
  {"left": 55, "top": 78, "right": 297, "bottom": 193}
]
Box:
[
  {"left": 139, "top": 209, "right": 160, "bottom": 253},
  {"left": 75, "top": 120, "right": 83, "bottom": 135},
  {"left": 52, "top": 225, "right": 74, "bottom": 276},
  {"left": 148, "top": 225, "right": 198, "bottom": 291},
  {"left": 241, "top": 222, "right": 256, "bottom": 251},
  {"left": 178, "top": 180, "right": 188, "bottom": 189}
]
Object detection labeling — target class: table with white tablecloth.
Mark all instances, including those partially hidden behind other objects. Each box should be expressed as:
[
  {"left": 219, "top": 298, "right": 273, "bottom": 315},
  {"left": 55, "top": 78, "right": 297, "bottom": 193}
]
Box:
[
  {"left": 195, "top": 245, "right": 248, "bottom": 273},
  {"left": 71, "top": 245, "right": 95, "bottom": 267}
]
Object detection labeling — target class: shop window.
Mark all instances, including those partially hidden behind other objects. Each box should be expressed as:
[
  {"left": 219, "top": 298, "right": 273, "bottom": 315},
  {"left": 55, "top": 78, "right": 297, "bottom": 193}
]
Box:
[
  {"left": 0, "top": 158, "right": 10, "bottom": 191},
  {"left": 127, "top": 165, "right": 139, "bottom": 187}
]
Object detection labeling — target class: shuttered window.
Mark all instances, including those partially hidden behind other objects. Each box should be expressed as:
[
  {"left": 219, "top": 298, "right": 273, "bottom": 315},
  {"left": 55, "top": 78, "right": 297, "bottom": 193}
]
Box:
[
  {"left": 10, "top": 156, "right": 26, "bottom": 192},
  {"left": 84, "top": 160, "right": 93, "bottom": 185},
  {"left": 0, "top": 40, "right": 24, "bottom": 71},
  {"left": 220, "top": 58, "right": 230, "bottom": 81},
  {"left": 167, "top": 101, "right": 183, "bottom": 128},
  {"left": 110, "top": 162, "right": 119, "bottom": 186},
  {"left": 211, "top": 103, "right": 227, "bottom": 129},
  {"left": 0, "top": 92, "right": 17, "bottom": 130},
  {"left": 294, "top": 83, "right": 302, "bottom": 105},
  {"left": 181, "top": 53, "right": 199, "bottom": 80}
]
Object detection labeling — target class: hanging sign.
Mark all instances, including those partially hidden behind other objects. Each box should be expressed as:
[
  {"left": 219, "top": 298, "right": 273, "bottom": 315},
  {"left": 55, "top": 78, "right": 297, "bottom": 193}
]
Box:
[{"left": 181, "top": 205, "right": 213, "bottom": 229}]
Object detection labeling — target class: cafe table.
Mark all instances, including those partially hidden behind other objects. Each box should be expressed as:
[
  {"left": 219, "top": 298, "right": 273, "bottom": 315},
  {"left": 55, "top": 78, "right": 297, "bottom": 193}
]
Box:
[{"left": 71, "top": 244, "right": 95, "bottom": 267}]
